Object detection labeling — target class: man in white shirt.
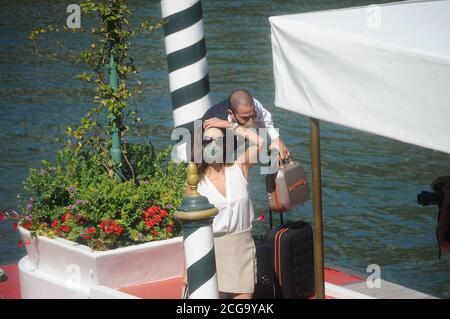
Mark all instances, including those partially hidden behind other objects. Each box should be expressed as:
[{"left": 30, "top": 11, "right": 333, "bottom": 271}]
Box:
[{"left": 202, "top": 89, "right": 289, "bottom": 160}]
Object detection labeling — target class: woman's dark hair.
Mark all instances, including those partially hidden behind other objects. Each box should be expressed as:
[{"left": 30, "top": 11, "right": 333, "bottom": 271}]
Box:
[{"left": 189, "top": 130, "right": 232, "bottom": 179}]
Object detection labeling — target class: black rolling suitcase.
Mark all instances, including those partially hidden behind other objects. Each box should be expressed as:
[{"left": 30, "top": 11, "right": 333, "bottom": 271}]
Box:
[
  {"left": 267, "top": 220, "right": 315, "bottom": 299},
  {"left": 253, "top": 237, "right": 277, "bottom": 299},
  {"left": 254, "top": 172, "right": 315, "bottom": 299}
]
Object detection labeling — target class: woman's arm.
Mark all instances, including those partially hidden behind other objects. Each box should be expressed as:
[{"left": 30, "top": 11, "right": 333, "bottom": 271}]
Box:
[{"left": 234, "top": 125, "right": 265, "bottom": 176}]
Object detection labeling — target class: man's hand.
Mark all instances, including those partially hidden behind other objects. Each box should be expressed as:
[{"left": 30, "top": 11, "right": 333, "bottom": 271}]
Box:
[
  {"left": 431, "top": 175, "right": 450, "bottom": 191},
  {"left": 203, "top": 117, "right": 230, "bottom": 130},
  {"left": 270, "top": 137, "right": 289, "bottom": 160}
]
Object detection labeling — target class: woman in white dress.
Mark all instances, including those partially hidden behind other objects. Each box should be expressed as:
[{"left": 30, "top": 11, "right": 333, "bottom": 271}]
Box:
[{"left": 185, "top": 123, "right": 264, "bottom": 299}]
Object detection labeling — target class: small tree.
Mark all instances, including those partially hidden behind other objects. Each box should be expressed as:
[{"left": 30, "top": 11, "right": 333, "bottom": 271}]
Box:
[{"left": 1, "top": 0, "right": 185, "bottom": 251}]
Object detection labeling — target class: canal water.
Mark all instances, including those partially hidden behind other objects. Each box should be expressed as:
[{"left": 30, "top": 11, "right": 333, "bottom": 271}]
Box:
[{"left": 1, "top": 0, "right": 449, "bottom": 298}]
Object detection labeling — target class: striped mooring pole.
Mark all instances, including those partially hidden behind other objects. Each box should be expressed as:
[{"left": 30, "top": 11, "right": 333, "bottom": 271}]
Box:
[
  {"left": 175, "top": 163, "right": 219, "bottom": 299},
  {"left": 161, "top": 0, "right": 212, "bottom": 161}
]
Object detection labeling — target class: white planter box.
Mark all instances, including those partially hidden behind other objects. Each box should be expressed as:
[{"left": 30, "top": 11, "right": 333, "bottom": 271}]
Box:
[{"left": 19, "top": 226, "right": 185, "bottom": 290}]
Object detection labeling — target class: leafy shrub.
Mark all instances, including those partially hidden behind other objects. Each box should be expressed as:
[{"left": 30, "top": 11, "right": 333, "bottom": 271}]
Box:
[{"left": 9, "top": 144, "right": 185, "bottom": 251}]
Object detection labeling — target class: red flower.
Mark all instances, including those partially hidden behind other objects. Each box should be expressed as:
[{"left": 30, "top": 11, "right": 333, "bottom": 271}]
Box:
[
  {"left": 143, "top": 206, "right": 162, "bottom": 219},
  {"left": 160, "top": 210, "right": 168, "bottom": 218},
  {"left": 150, "top": 230, "right": 160, "bottom": 236},
  {"left": 150, "top": 206, "right": 159, "bottom": 213},
  {"left": 51, "top": 220, "right": 59, "bottom": 228},
  {"left": 61, "top": 212, "right": 74, "bottom": 222},
  {"left": 153, "top": 215, "right": 162, "bottom": 223},
  {"left": 114, "top": 225, "right": 123, "bottom": 235},
  {"left": 100, "top": 220, "right": 114, "bottom": 234},
  {"left": 145, "top": 220, "right": 155, "bottom": 228},
  {"left": 99, "top": 220, "right": 123, "bottom": 235},
  {"left": 21, "top": 221, "right": 32, "bottom": 230},
  {"left": 12, "top": 222, "right": 18, "bottom": 230},
  {"left": 18, "top": 240, "right": 24, "bottom": 248},
  {"left": 59, "top": 225, "right": 71, "bottom": 233},
  {"left": 165, "top": 225, "right": 173, "bottom": 234},
  {"left": 82, "top": 227, "right": 96, "bottom": 239}
]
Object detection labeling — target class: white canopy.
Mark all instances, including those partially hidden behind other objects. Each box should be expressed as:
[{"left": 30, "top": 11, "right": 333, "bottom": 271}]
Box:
[{"left": 270, "top": 0, "right": 450, "bottom": 154}]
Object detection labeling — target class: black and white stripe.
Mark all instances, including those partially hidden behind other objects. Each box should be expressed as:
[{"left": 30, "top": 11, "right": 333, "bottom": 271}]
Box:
[
  {"left": 161, "top": 0, "right": 211, "bottom": 128},
  {"left": 182, "top": 220, "right": 219, "bottom": 299}
]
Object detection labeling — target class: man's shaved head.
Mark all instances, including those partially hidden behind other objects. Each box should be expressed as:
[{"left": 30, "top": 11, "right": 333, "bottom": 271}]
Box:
[
  {"left": 227, "top": 88, "right": 256, "bottom": 128},
  {"left": 228, "top": 89, "right": 254, "bottom": 113}
]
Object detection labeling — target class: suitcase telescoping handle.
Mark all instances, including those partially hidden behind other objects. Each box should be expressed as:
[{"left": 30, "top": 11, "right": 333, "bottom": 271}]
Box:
[
  {"left": 266, "top": 149, "right": 283, "bottom": 230},
  {"left": 266, "top": 174, "right": 275, "bottom": 230}
]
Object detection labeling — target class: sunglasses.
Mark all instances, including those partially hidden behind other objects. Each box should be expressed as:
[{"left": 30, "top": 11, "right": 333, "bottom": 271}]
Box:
[{"left": 202, "top": 136, "right": 224, "bottom": 145}]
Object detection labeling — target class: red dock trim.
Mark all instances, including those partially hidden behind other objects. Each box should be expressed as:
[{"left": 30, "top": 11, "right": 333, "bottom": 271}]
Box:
[
  {"left": 324, "top": 267, "right": 364, "bottom": 286},
  {"left": 0, "top": 263, "right": 364, "bottom": 299},
  {"left": 118, "top": 277, "right": 184, "bottom": 299},
  {"left": 0, "top": 264, "right": 21, "bottom": 299},
  {"left": 116, "top": 267, "right": 364, "bottom": 299}
]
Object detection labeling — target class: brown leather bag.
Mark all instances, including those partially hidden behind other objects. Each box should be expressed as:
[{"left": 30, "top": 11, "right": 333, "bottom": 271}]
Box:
[{"left": 267, "top": 156, "right": 309, "bottom": 212}]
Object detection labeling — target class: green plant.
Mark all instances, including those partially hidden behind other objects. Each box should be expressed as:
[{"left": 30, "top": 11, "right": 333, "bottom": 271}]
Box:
[{"left": 8, "top": 144, "right": 185, "bottom": 250}]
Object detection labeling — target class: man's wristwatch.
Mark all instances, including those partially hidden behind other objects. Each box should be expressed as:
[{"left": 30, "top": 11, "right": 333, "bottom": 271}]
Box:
[{"left": 230, "top": 122, "right": 239, "bottom": 132}]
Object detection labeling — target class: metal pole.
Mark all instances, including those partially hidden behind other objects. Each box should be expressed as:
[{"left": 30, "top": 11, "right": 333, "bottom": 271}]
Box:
[
  {"left": 109, "top": 51, "right": 123, "bottom": 183},
  {"left": 310, "top": 117, "right": 325, "bottom": 299}
]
